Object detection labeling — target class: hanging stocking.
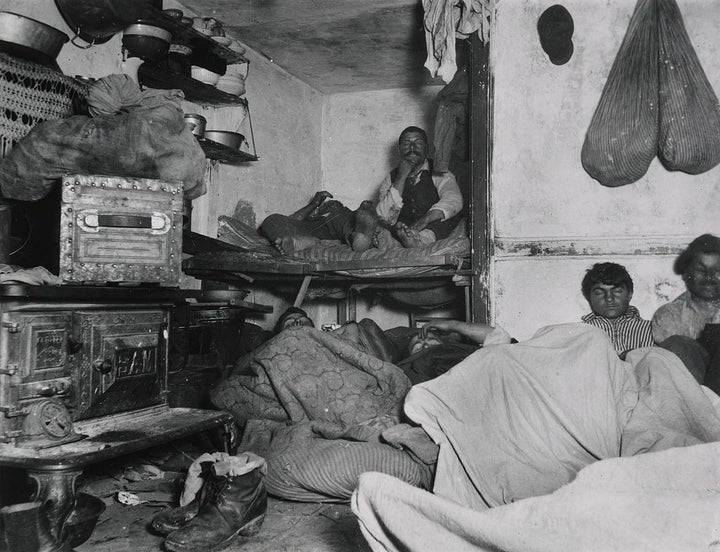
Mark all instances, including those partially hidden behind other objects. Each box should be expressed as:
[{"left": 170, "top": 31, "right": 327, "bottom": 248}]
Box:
[
  {"left": 581, "top": 0, "right": 659, "bottom": 187},
  {"left": 656, "top": 0, "right": 720, "bottom": 174}
]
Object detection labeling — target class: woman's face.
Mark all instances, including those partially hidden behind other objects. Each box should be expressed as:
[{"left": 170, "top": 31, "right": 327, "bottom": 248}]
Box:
[{"left": 684, "top": 252, "right": 720, "bottom": 302}]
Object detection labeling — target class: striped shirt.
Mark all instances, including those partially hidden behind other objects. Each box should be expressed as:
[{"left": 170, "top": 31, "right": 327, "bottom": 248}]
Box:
[{"left": 581, "top": 306, "right": 654, "bottom": 356}]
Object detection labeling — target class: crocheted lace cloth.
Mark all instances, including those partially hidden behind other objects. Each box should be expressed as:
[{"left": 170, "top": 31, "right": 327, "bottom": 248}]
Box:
[{"left": 0, "top": 53, "right": 86, "bottom": 158}]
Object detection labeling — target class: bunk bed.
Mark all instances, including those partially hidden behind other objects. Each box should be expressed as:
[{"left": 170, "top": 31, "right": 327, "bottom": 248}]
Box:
[{"left": 182, "top": 217, "right": 473, "bottom": 320}]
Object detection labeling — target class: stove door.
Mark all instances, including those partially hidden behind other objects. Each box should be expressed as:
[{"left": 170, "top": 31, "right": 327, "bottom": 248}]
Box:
[
  {"left": 2, "top": 311, "right": 72, "bottom": 398},
  {"left": 72, "top": 309, "right": 168, "bottom": 420}
]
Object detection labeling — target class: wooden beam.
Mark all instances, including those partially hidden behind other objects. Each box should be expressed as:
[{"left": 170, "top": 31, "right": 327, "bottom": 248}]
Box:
[{"left": 469, "top": 35, "right": 492, "bottom": 324}]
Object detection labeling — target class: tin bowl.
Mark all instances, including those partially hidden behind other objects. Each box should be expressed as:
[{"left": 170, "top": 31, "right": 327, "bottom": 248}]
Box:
[
  {"left": 203, "top": 130, "right": 245, "bottom": 151},
  {"left": 184, "top": 113, "right": 206, "bottom": 138},
  {"left": 122, "top": 23, "right": 172, "bottom": 61}
]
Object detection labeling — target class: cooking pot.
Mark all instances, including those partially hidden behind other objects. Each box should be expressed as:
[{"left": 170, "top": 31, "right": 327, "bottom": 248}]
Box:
[
  {"left": 122, "top": 22, "right": 172, "bottom": 62},
  {"left": 54, "top": 0, "right": 159, "bottom": 45},
  {"left": 184, "top": 114, "right": 206, "bottom": 138},
  {"left": 0, "top": 12, "right": 68, "bottom": 67},
  {"left": 203, "top": 130, "right": 246, "bottom": 151}
]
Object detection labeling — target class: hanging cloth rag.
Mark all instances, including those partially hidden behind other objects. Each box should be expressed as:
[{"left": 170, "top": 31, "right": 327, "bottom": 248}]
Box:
[
  {"left": 581, "top": 0, "right": 659, "bottom": 188},
  {"left": 656, "top": 0, "right": 720, "bottom": 174},
  {"left": 422, "top": 0, "right": 494, "bottom": 83}
]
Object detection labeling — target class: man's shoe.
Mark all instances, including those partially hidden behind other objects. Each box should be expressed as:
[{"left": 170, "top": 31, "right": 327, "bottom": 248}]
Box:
[{"left": 163, "top": 467, "right": 267, "bottom": 552}]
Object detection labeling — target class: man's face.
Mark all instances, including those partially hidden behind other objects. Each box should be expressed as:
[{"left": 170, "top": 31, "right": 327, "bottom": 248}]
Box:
[
  {"left": 398, "top": 131, "right": 428, "bottom": 167},
  {"left": 408, "top": 331, "right": 444, "bottom": 355},
  {"left": 684, "top": 252, "right": 720, "bottom": 301},
  {"left": 589, "top": 283, "right": 632, "bottom": 319},
  {"left": 280, "top": 313, "right": 314, "bottom": 331}
]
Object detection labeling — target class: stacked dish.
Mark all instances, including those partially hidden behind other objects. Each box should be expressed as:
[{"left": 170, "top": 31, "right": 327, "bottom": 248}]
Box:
[
  {"left": 215, "top": 73, "right": 245, "bottom": 95},
  {"left": 191, "top": 65, "right": 220, "bottom": 86}
]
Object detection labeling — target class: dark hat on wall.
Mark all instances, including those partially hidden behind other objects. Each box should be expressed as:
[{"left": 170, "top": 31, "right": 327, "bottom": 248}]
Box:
[{"left": 537, "top": 4, "right": 574, "bottom": 65}]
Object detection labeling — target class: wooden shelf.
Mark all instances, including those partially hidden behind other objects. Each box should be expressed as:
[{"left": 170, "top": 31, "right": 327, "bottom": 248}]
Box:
[
  {"left": 198, "top": 138, "right": 258, "bottom": 164},
  {"left": 138, "top": 63, "right": 247, "bottom": 106},
  {"left": 144, "top": 7, "right": 248, "bottom": 74}
]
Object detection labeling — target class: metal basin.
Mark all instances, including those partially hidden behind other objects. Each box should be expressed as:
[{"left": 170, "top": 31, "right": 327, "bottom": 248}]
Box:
[
  {"left": 184, "top": 114, "right": 206, "bottom": 138},
  {"left": 54, "top": 0, "right": 159, "bottom": 45},
  {"left": 0, "top": 12, "right": 68, "bottom": 62},
  {"left": 204, "top": 130, "right": 245, "bottom": 150},
  {"left": 122, "top": 23, "right": 172, "bottom": 62}
]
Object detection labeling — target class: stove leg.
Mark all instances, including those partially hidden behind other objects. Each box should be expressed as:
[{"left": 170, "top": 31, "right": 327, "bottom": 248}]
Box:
[{"left": 27, "top": 467, "right": 82, "bottom": 540}]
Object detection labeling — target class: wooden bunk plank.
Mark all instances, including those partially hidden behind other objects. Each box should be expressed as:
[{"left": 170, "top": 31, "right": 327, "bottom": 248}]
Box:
[
  {"left": 183, "top": 251, "right": 312, "bottom": 275},
  {"left": 309, "top": 255, "right": 465, "bottom": 272}
]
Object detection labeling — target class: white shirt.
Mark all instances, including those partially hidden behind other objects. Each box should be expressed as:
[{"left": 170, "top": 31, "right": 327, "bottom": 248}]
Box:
[{"left": 374, "top": 161, "right": 463, "bottom": 225}]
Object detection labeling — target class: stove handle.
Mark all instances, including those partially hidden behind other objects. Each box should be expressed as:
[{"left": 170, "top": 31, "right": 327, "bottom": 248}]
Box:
[{"left": 92, "top": 358, "right": 113, "bottom": 374}]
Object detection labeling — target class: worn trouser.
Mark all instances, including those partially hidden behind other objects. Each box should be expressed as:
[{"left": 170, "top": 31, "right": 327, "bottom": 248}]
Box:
[
  {"left": 658, "top": 327, "right": 720, "bottom": 394},
  {"left": 260, "top": 206, "right": 355, "bottom": 245}
]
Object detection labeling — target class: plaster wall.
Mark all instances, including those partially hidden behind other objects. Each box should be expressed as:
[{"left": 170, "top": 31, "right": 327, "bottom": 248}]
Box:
[
  {"left": 321, "top": 87, "right": 441, "bottom": 208},
  {"left": 189, "top": 47, "right": 323, "bottom": 238},
  {"left": 318, "top": 87, "right": 448, "bottom": 329},
  {"left": 186, "top": 36, "right": 324, "bottom": 327},
  {"left": 490, "top": 0, "right": 720, "bottom": 340}
]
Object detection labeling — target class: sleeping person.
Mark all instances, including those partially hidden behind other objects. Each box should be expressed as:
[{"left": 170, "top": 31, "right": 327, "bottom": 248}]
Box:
[{"left": 351, "top": 320, "right": 720, "bottom": 552}]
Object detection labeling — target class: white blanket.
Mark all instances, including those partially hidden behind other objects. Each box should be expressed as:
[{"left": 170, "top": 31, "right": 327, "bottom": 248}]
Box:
[
  {"left": 352, "top": 323, "right": 720, "bottom": 551},
  {"left": 353, "top": 442, "right": 720, "bottom": 552}
]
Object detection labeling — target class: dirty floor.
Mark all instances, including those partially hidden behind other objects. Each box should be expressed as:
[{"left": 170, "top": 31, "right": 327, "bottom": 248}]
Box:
[
  {"left": 70, "top": 440, "right": 371, "bottom": 552},
  {"left": 74, "top": 496, "right": 369, "bottom": 552}
]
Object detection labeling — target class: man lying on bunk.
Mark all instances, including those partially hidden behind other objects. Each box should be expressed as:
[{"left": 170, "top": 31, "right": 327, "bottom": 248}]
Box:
[{"left": 258, "top": 126, "right": 464, "bottom": 255}]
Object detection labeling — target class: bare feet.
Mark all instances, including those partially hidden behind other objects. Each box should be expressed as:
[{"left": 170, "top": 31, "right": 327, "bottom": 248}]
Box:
[
  {"left": 372, "top": 227, "right": 403, "bottom": 250},
  {"left": 274, "top": 235, "right": 320, "bottom": 256},
  {"left": 350, "top": 232, "right": 373, "bottom": 252},
  {"left": 396, "top": 222, "right": 423, "bottom": 248},
  {"left": 351, "top": 200, "right": 379, "bottom": 252}
]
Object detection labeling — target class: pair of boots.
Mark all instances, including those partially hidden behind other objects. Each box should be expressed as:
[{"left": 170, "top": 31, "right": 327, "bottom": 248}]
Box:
[
  {"left": 152, "top": 453, "right": 267, "bottom": 552},
  {"left": 0, "top": 502, "right": 74, "bottom": 552}
]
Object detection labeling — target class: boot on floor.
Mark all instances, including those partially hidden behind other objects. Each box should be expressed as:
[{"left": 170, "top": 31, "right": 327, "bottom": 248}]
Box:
[
  {"left": 164, "top": 466, "right": 267, "bottom": 552},
  {"left": 151, "top": 494, "right": 202, "bottom": 536},
  {"left": 151, "top": 461, "right": 215, "bottom": 535},
  {"left": 0, "top": 501, "right": 75, "bottom": 552}
]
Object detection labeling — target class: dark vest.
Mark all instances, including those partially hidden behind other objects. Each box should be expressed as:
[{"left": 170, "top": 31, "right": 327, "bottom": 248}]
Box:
[
  {"left": 390, "top": 160, "right": 463, "bottom": 240},
  {"left": 392, "top": 162, "right": 438, "bottom": 226}
]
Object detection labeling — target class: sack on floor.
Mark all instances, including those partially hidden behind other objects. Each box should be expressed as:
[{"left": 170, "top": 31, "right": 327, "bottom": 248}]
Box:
[
  {"left": 240, "top": 421, "right": 431, "bottom": 502},
  {"left": 581, "top": 0, "right": 659, "bottom": 187},
  {"left": 656, "top": 0, "right": 720, "bottom": 174}
]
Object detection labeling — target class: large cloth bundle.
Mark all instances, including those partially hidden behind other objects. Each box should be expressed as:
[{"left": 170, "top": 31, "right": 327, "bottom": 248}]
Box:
[
  {"left": 656, "top": 0, "right": 720, "bottom": 174},
  {"left": 581, "top": 0, "right": 658, "bottom": 188},
  {"left": 582, "top": 0, "right": 720, "bottom": 187},
  {"left": 0, "top": 80, "right": 206, "bottom": 201}
]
